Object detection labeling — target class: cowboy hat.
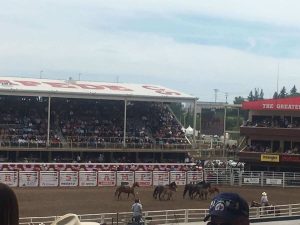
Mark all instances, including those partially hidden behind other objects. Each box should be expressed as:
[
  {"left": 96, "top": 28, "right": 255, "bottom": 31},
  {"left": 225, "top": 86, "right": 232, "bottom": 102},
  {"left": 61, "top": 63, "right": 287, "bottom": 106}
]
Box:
[
  {"left": 50, "top": 213, "right": 100, "bottom": 225},
  {"left": 262, "top": 192, "right": 267, "bottom": 196}
]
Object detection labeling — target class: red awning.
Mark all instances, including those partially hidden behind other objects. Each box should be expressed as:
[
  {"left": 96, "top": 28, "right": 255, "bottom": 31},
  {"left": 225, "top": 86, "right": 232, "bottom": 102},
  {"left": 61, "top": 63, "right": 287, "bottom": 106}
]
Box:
[{"left": 242, "top": 97, "right": 300, "bottom": 111}]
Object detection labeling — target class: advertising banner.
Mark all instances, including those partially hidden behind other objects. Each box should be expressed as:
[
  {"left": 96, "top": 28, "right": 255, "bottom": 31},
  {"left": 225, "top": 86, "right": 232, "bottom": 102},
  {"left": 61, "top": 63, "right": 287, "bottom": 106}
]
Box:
[
  {"left": 0, "top": 171, "right": 18, "bottom": 187},
  {"left": 266, "top": 178, "right": 282, "bottom": 185},
  {"left": 59, "top": 171, "right": 78, "bottom": 187},
  {"left": 79, "top": 171, "right": 97, "bottom": 187},
  {"left": 98, "top": 171, "right": 116, "bottom": 186},
  {"left": 116, "top": 171, "right": 134, "bottom": 186},
  {"left": 19, "top": 171, "right": 39, "bottom": 187},
  {"left": 134, "top": 171, "right": 152, "bottom": 186},
  {"left": 187, "top": 171, "right": 203, "bottom": 184},
  {"left": 243, "top": 177, "right": 260, "bottom": 184},
  {"left": 170, "top": 171, "right": 186, "bottom": 185},
  {"left": 40, "top": 171, "right": 59, "bottom": 187},
  {"left": 153, "top": 171, "right": 169, "bottom": 186},
  {"left": 261, "top": 154, "right": 279, "bottom": 162}
]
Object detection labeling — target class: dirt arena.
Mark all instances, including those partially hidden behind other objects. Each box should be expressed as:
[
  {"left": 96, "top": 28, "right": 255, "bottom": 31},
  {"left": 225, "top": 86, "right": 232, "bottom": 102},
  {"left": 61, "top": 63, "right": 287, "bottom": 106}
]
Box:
[{"left": 15, "top": 185, "right": 300, "bottom": 218}]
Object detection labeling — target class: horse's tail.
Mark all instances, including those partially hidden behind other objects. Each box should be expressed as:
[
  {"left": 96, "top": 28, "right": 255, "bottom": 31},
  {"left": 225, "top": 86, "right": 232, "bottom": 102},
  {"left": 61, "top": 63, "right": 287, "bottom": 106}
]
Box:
[{"left": 153, "top": 186, "right": 159, "bottom": 199}]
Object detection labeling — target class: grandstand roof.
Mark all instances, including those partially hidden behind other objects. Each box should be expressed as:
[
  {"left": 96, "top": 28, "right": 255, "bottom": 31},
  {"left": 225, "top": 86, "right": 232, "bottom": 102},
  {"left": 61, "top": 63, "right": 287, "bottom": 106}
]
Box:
[
  {"left": 0, "top": 77, "right": 197, "bottom": 102},
  {"left": 242, "top": 97, "right": 300, "bottom": 111}
]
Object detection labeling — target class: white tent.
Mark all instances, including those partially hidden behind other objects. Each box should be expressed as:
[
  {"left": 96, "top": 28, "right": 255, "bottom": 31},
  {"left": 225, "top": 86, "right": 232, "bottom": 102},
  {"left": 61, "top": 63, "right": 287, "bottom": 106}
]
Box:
[{"left": 185, "top": 126, "right": 193, "bottom": 136}]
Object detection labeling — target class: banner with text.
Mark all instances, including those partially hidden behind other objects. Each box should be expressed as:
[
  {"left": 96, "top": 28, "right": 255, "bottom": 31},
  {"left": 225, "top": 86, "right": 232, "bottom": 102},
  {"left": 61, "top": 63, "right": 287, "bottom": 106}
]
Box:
[
  {"left": 153, "top": 171, "right": 169, "bottom": 186},
  {"left": 134, "top": 171, "right": 152, "bottom": 186},
  {"left": 170, "top": 171, "right": 186, "bottom": 185},
  {"left": 79, "top": 171, "right": 97, "bottom": 187},
  {"left": 98, "top": 171, "right": 116, "bottom": 186},
  {"left": 19, "top": 171, "right": 39, "bottom": 187},
  {"left": 187, "top": 171, "right": 203, "bottom": 184},
  {"left": 116, "top": 171, "right": 134, "bottom": 186},
  {"left": 0, "top": 171, "right": 18, "bottom": 187},
  {"left": 40, "top": 171, "right": 59, "bottom": 187},
  {"left": 59, "top": 171, "right": 78, "bottom": 187}
]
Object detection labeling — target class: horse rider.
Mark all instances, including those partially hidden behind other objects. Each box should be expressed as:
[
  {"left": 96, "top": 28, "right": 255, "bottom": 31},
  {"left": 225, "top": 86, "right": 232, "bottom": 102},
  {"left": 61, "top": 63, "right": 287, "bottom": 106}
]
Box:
[
  {"left": 132, "top": 199, "right": 143, "bottom": 224},
  {"left": 204, "top": 192, "right": 250, "bottom": 225},
  {"left": 261, "top": 192, "right": 269, "bottom": 206}
]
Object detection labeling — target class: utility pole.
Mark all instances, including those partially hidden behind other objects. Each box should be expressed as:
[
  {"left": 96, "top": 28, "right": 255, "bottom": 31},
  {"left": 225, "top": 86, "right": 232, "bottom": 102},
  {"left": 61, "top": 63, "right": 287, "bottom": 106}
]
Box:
[
  {"left": 39, "top": 70, "right": 43, "bottom": 79},
  {"left": 213, "top": 89, "right": 219, "bottom": 103},
  {"left": 225, "top": 92, "right": 228, "bottom": 104}
]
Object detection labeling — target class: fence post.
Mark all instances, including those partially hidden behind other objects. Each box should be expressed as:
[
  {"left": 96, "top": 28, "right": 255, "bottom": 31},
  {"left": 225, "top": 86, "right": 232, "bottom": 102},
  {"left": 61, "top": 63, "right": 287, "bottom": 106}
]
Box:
[
  {"left": 261, "top": 172, "right": 264, "bottom": 187},
  {"left": 289, "top": 204, "right": 292, "bottom": 216},
  {"left": 283, "top": 172, "right": 285, "bottom": 188},
  {"left": 185, "top": 209, "right": 188, "bottom": 223},
  {"left": 239, "top": 170, "right": 242, "bottom": 187}
]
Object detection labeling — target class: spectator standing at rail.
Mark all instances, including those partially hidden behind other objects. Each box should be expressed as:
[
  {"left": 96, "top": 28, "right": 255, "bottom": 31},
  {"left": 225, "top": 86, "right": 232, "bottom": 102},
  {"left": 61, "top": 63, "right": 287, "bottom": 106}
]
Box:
[
  {"left": 131, "top": 199, "right": 143, "bottom": 224},
  {"left": 0, "top": 183, "right": 19, "bottom": 225},
  {"left": 204, "top": 192, "right": 249, "bottom": 225}
]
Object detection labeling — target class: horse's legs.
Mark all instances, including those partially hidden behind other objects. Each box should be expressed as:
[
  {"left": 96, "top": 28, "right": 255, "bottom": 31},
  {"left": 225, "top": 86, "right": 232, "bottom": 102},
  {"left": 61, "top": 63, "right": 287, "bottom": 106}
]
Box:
[{"left": 118, "top": 192, "right": 121, "bottom": 200}]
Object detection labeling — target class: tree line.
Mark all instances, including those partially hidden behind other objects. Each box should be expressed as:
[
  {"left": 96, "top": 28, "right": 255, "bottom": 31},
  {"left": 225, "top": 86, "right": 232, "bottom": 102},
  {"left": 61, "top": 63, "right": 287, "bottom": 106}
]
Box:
[{"left": 233, "top": 85, "right": 300, "bottom": 104}]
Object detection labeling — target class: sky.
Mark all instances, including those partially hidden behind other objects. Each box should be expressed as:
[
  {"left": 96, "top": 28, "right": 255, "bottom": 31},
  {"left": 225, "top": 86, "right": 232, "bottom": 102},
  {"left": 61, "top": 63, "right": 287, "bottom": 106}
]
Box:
[{"left": 1, "top": 0, "right": 300, "bottom": 103}]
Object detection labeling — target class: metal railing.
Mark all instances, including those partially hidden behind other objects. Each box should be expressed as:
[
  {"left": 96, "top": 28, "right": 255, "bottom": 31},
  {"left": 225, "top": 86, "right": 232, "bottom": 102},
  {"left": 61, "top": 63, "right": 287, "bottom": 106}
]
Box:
[{"left": 19, "top": 203, "right": 300, "bottom": 225}]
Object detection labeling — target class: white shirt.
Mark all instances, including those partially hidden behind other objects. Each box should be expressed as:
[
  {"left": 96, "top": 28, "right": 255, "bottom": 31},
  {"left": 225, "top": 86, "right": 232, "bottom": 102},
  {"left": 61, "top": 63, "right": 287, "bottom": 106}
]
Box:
[
  {"left": 132, "top": 203, "right": 143, "bottom": 217},
  {"left": 261, "top": 195, "right": 268, "bottom": 204}
]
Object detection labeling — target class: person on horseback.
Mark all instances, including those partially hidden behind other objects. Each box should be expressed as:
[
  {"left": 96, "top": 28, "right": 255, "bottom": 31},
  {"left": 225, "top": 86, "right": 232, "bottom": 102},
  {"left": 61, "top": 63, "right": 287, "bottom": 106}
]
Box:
[
  {"left": 260, "top": 192, "right": 269, "bottom": 207},
  {"left": 132, "top": 199, "right": 143, "bottom": 224},
  {"left": 204, "top": 192, "right": 249, "bottom": 225}
]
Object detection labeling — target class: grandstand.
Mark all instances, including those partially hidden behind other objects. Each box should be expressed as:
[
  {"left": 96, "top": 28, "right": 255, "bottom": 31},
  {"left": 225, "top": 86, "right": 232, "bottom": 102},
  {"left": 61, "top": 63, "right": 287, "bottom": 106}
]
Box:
[
  {"left": 0, "top": 77, "right": 198, "bottom": 163},
  {"left": 239, "top": 97, "right": 300, "bottom": 172}
]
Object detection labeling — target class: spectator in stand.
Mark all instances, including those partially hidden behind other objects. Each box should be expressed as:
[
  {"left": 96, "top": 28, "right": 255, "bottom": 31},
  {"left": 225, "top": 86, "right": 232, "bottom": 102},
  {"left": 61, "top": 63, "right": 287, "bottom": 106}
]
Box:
[{"left": 0, "top": 183, "right": 19, "bottom": 225}]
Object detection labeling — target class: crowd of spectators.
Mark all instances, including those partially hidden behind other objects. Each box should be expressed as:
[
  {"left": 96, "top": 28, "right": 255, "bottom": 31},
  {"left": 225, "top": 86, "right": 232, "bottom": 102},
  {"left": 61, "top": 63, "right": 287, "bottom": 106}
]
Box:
[
  {"left": 243, "top": 115, "right": 300, "bottom": 128},
  {"left": 0, "top": 97, "right": 190, "bottom": 150}
]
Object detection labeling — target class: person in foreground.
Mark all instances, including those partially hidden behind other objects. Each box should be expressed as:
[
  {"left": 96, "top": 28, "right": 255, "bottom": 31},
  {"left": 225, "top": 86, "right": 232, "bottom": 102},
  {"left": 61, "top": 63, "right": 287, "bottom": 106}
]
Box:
[
  {"left": 131, "top": 198, "right": 143, "bottom": 224},
  {"left": 0, "top": 183, "right": 19, "bottom": 225},
  {"left": 204, "top": 192, "right": 249, "bottom": 225}
]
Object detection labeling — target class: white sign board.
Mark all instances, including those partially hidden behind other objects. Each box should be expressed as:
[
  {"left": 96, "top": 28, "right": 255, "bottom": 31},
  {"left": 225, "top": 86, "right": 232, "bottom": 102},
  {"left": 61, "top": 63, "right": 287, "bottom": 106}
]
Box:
[
  {"left": 116, "top": 171, "right": 134, "bottom": 186},
  {"left": 153, "top": 171, "right": 169, "bottom": 186},
  {"left": 59, "top": 171, "right": 78, "bottom": 187},
  {"left": 243, "top": 177, "right": 260, "bottom": 184},
  {"left": 134, "top": 171, "right": 152, "bottom": 186},
  {"left": 187, "top": 171, "right": 203, "bottom": 184},
  {"left": 98, "top": 171, "right": 116, "bottom": 186},
  {"left": 0, "top": 171, "right": 18, "bottom": 187},
  {"left": 170, "top": 171, "right": 186, "bottom": 185},
  {"left": 40, "top": 171, "right": 59, "bottom": 187},
  {"left": 266, "top": 178, "right": 282, "bottom": 185},
  {"left": 79, "top": 171, "right": 97, "bottom": 186},
  {"left": 19, "top": 171, "right": 39, "bottom": 187}
]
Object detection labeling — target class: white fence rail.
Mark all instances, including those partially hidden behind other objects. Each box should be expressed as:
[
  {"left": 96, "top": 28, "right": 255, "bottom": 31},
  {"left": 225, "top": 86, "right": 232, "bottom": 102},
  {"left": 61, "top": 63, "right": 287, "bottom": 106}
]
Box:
[{"left": 19, "top": 203, "right": 300, "bottom": 225}]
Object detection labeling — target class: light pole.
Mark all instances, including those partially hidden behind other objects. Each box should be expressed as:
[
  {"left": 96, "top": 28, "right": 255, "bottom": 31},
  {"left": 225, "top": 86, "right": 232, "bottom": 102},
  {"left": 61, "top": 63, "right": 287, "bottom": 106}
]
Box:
[{"left": 213, "top": 89, "right": 219, "bottom": 103}]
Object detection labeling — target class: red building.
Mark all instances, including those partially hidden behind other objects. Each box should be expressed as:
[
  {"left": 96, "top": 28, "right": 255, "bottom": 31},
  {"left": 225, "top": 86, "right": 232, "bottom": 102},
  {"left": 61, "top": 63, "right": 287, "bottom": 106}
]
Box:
[{"left": 239, "top": 97, "right": 300, "bottom": 171}]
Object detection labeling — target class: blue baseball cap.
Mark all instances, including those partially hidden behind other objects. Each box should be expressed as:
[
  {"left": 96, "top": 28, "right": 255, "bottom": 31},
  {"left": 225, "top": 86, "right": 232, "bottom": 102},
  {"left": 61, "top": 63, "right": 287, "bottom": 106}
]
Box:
[{"left": 204, "top": 192, "right": 249, "bottom": 222}]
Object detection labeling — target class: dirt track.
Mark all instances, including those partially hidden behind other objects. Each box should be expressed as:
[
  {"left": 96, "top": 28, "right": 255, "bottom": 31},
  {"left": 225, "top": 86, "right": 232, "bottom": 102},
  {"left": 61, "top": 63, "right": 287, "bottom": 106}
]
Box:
[{"left": 14, "top": 185, "right": 300, "bottom": 218}]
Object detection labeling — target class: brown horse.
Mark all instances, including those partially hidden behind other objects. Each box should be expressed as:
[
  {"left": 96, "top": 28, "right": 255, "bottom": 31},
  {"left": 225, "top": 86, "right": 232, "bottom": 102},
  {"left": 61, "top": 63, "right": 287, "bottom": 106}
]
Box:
[
  {"left": 208, "top": 186, "right": 220, "bottom": 197},
  {"left": 115, "top": 182, "right": 140, "bottom": 200},
  {"left": 250, "top": 200, "right": 281, "bottom": 216},
  {"left": 161, "top": 185, "right": 177, "bottom": 200}
]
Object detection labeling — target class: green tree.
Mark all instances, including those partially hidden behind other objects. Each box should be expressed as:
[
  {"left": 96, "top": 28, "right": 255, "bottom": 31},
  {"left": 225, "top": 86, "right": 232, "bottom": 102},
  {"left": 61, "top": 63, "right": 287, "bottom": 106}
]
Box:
[
  {"left": 233, "top": 96, "right": 245, "bottom": 104},
  {"left": 279, "top": 86, "right": 287, "bottom": 98},
  {"left": 273, "top": 91, "right": 278, "bottom": 99},
  {"left": 254, "top": 88, "right": 259, "bottom": 100},
  {"left": 259, "top": 89, "right": 264, "bottom": 99},
  {"left": 290, "top": 85, "right": 298, "bottom": 96},
  {"left": 248, "top": 91, "right": 254, "bottom": 101}
]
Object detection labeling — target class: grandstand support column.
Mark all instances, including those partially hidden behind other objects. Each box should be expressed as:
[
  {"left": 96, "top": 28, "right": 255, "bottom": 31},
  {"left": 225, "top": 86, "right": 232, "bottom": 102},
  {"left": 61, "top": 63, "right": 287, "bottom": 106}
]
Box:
[
  {"left": 223, "top": 106, "right": 227, "bottom": 157},
  {"left": 123, "top": 99, "right": 127, "bottom": 148},
  {"left": 192, "top": 99, "right": 197, "bottom": 148},
  {"left": 47, "top": 96, "right": 51, "bottom": 147}
]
